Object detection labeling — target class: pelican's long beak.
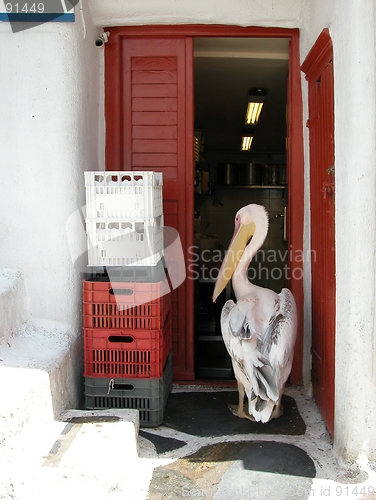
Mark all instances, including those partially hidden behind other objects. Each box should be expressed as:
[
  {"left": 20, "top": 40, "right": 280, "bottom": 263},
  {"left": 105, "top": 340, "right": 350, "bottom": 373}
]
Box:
[{"left": 212, "top": 221, "right": 255, "bottom": 302}]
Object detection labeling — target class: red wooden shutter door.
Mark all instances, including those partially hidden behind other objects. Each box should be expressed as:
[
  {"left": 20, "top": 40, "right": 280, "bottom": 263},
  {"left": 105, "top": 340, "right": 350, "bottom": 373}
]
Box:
[{"left": 105, "top": 34, "right": 195, "bottom": 380}]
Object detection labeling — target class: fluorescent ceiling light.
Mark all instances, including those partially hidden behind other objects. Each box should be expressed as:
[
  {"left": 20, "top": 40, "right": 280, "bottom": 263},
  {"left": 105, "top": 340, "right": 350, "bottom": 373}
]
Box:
[
  {"left": 245, "top": 102, "right": 264, "bottom": 125},
  {"left": 241, "top": 135, "right": 253, "bottom": 151},
  {"left": 245, "top": 88, "right": 267, "bottom": 125}
]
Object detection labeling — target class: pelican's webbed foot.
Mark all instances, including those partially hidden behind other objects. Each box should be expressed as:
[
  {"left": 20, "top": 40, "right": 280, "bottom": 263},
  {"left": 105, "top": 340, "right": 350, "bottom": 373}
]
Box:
[
  {"left": 229, "top": 381, "right": 257, "bottom": 421},
  {"left": 228, "top": 403, "right": 256, "bottom": 422}
]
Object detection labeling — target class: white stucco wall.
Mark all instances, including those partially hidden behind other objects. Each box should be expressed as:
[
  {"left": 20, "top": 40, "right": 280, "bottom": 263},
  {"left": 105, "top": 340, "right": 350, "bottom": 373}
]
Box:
[
  {"left": 0, "top": 1, "right": 103, "bottom": 331},
  {"left": 332, "top": 1, "right": 376, "bottom": 464}
]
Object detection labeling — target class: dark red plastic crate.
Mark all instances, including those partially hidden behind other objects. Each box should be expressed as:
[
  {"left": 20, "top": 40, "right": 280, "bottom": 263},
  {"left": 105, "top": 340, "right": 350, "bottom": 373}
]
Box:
[
  {"left": 83, "top": 279, "right": 171, "bottom": 330},
  {"left": 83, "top": 312, "right": 172, "bottom": 378}
]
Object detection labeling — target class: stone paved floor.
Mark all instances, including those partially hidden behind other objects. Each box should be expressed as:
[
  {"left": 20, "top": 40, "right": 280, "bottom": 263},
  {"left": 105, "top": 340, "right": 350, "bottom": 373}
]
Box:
[{"left": 137, "top": 385, "right": 376, "bottom": 500}]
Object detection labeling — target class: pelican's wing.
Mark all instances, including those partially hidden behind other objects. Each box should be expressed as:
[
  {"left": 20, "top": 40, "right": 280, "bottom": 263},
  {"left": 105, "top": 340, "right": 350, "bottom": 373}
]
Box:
[
  {"left": 261, "top": 288, "right": 298, "bottom": 380},
  {"left": 221, "top": 299, "right": 279, "bottom": 405}
]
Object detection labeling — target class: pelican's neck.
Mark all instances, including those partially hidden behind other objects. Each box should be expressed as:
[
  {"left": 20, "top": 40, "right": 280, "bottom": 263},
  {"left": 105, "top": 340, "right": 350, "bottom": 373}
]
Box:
[{"left": 232, "top": 216, "right": 268, "bottom": 300}]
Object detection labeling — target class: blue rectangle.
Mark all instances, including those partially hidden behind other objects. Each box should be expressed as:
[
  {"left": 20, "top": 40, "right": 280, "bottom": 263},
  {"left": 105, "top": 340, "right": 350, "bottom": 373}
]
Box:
[{"left": 0, "top": 12, "right": 74, "bottom": 22}]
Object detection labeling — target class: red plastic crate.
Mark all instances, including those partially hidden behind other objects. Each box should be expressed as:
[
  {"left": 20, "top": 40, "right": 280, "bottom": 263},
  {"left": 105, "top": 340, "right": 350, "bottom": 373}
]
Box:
[
  {"left": 83, "top": 279, "right": 171, "bottom": 329},
  {"left": 83, "top": 313, "right": 172, "bottom": 378}
]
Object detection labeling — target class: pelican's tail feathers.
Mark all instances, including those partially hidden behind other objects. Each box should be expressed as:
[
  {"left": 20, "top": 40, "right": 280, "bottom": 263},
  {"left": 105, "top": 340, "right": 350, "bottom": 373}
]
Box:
[
  {"left": 249, "top": 397, "right": 276, "bottom": 423},
  {"left": 243, "top": 352, "right": 278, "bottom": 401},
  {"left": 257, "top": 364, "right": 279, "bottom": 401},
  {"left": 245, "top": 362, "right": 279, "bottom": 423}
]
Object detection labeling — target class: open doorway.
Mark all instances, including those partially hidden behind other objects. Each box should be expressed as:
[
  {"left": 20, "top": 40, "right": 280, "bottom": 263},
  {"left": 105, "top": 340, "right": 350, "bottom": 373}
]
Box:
[
  {"left": 192, "top": 37, "right": 290, "bottom": 380},
  {"left": 104, "top": 25, "right": 304, "bottom": 384}
]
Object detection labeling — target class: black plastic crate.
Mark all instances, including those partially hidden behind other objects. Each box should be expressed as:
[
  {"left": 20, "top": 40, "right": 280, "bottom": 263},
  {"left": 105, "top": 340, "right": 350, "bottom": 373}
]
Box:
[{"left": 84, "top": 352, "right": 172, "bottom": 427}]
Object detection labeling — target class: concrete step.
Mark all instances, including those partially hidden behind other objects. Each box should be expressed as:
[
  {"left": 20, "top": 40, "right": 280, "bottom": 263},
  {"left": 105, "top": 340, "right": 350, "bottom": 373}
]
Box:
[
  {"left": 0, "top": 269, "right": 82, "bottom": 460},
  {"left": 0, "top": 322, "right": 83, "bottom": 459},
  {"left": 1, "top": 409, "right": 145, "bottom": 500}
]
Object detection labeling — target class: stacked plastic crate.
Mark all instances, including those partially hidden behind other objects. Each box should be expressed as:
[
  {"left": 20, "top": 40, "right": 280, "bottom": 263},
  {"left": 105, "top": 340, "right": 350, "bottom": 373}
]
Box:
[{"left": 82, "top": 171, "right": 172, "bottom": 427}]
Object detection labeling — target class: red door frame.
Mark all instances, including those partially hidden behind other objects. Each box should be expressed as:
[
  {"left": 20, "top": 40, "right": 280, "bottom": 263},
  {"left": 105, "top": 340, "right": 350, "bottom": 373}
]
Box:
[{"left": 104, "top": 25, "right": 304, "bottom": 384}]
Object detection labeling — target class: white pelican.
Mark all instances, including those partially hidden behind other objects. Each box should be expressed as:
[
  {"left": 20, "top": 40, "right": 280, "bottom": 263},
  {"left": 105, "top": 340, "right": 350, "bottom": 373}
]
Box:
[{"left": 212, "top": 204, "right": 297, "bottom": 423}]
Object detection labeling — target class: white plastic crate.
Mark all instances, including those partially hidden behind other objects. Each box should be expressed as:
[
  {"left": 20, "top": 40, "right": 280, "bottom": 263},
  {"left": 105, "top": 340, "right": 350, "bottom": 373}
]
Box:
[
  {"left": 84, "top": 171, "right": 163, "bottom": 220},
  {"left": 86, "top": 215, "right": 164, "bottom": 267}
]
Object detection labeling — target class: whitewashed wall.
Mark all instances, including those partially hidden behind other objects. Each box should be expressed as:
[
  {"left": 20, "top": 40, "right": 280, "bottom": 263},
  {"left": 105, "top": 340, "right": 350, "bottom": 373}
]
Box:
[{"left": 0, "top": 1, "right": 103, "bottom": 331}]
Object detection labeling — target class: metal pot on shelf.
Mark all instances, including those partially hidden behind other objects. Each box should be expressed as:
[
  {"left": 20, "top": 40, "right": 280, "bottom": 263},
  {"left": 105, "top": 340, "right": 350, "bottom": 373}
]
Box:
[
  {"left": 239, "top": 163, "right": 263, "bottom": 185},
  {"left": 268, "top": 164, "right": 279, "bottom": 185},
  {"left": 217, "top": 163, "right": 239, "bottom": 185}
]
